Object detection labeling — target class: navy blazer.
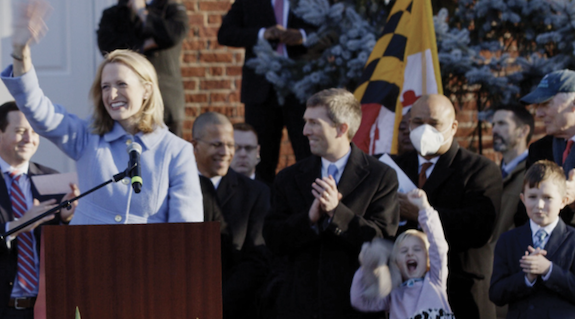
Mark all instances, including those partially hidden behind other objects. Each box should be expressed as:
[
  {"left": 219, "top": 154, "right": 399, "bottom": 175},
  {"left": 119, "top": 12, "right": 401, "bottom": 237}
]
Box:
[
  {"left": 217, "top": 0, "right": 316, "bottom": 105},
  {"left": 0, "top": 162, "right": 61, "bottom": 316},
  {"left": 490, "top": 220, "right": 575, "bottom": 318}
]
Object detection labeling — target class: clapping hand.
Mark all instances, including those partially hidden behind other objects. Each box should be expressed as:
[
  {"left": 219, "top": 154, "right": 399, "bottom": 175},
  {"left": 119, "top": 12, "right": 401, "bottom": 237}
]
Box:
[
  {"left": 311, "top": 176, "right": 341, "bottom": 217},
  {"left": 520, "top": 245, "right": 551, "bottom": 283}
]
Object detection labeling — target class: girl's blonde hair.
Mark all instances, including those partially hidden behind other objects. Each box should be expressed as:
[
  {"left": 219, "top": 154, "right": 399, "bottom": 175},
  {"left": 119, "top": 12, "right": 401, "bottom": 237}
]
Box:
[
  {"left": 89, "top": 49, "right": 164, "bottom": 135},
  {"left": 391, "top": 230, "right": 430, "bottom": 272}
]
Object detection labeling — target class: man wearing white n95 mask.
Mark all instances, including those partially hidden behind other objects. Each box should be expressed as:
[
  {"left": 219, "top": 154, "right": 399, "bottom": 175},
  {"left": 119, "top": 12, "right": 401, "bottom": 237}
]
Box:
[{"left": 394, "top": 94, "right": 502, "bottom": 319}]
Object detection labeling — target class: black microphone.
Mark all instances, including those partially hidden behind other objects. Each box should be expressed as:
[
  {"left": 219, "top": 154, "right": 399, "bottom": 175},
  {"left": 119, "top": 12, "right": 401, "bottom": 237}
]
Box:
[{"left": 127, "top": 142, "right": 143, "bottom": 193}]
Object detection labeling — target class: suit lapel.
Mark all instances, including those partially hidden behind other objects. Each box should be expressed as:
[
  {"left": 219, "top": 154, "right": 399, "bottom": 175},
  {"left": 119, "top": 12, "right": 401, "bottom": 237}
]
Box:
[
  {"left": 217, "top": 170, "right": 237, "bottom": 207},
  {"left": 552, "top": 137, "right": 566, "bottom": 168},
  {"left": 264, "top": 0, "right": 279, "bottom": 25},
  {"left": 28, "top": 162, "right": 43, "bottom": 200},
  {"left": 0, "top": 171, "right": 11, "bottom": 224},
  {"left": 422, "top": 141, "right": 458, "bottom": 194},
  {"left": 544, "top": 219, "right": 567, "bottom": 259},
  {"left": 518, "top": 223, "right": 534, "bottom": 253},
  {"left": 503, "top": 159, "right": 525, "bottom": 187},
  {"left": 402, "top": 152, "right": 419, "bottom": 186},
  {"left": 338, "top": 144, "right": 369, "bottom": 198},
  {"left": 295, "top": 156, "right": 321, "bottom": 208}
]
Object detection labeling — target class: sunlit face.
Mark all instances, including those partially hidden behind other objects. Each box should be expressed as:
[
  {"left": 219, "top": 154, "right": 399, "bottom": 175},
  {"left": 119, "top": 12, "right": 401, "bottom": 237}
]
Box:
[
  {"left": 193, "top": 124, "right": 235, "bottom": 178},
  {"left": 409, "top": 96, "right": 457, "bottom": 156},
  {"left": 395, "top": 236, "right": 428, "bottom": 281},
  {"left": 535, "top": 94, "right": 575, "bottom": 139},
  {"left": 230, "top": 130, "right": 259, "bottom": 177},
  {"left": 492, "top": 110, "right": 523, "bottom": 153},
  {"left": 521, "top": 180, "right": 566, "bottom": 227},
  {"left": 100, "top": 62, "right": 150, "bottom": 133},
  {"left": 0, "top": 111, "right": 39, "bottom": 168},
  {"left": 303, "top": 106, "right": 343, "bottom": 160}
]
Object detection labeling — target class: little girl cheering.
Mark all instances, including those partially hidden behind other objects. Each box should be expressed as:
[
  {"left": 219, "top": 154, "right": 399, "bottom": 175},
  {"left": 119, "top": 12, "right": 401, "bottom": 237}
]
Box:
[{"left": 350, "top": 189, "right": 454, "bottom": 319}]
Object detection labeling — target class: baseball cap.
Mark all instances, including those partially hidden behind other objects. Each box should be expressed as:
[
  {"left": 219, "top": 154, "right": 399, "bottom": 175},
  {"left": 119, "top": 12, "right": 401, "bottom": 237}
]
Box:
[{"left": 520, "top": 69, "right": 575, "bottom": 104}]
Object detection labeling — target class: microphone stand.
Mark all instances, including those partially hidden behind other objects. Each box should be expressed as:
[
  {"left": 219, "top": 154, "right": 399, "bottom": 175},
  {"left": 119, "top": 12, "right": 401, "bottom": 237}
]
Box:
[{"left": 0, "top": 164, "right": 136, "bottom": 241}]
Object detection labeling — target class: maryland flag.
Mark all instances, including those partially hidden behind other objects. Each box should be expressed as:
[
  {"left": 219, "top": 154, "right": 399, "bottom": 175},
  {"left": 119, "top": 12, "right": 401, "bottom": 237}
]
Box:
[{"left": 352, "top": 0, "right": 442, "bottom": 155}]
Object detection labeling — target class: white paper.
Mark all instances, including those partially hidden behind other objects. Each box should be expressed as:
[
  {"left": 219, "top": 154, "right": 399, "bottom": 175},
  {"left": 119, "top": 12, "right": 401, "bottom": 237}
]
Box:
[
  {"left": 379, "top": 154, "right": 417, "bottom": 194},
  {"left": 31, "top": 172, "right": 78, "bottom": 195}
]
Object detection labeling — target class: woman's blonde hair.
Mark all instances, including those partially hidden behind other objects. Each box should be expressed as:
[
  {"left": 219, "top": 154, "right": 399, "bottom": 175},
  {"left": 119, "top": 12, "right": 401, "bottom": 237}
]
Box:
[
  {"left": 391, "top": 230, "right": 430, "bottom": 272},
  {"left": 89, "top": 49, "right": 164, "bottom": 135}
]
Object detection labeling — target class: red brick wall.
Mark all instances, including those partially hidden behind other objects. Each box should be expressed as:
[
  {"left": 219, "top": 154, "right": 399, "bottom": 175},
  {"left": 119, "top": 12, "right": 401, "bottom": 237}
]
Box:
[
  {"left": 181, "top": 0, "right": 540, "bottom": 169},
  {"left": 181, "top": 0, "right": 296, "bottom": 171}
]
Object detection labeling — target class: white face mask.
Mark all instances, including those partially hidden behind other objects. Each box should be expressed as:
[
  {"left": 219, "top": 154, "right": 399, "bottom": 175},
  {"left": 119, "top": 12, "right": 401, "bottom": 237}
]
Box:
[{"left": 409, "top": 124, "right": 452, "bottom": 156}]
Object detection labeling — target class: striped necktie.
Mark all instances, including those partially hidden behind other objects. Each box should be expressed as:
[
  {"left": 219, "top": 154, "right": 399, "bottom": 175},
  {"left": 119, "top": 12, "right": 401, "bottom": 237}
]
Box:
[
  {"left": 533, "top": 228, "right": 548, "bottom": 249},
  {"left": 9, "top": 171, "right": 38, "bottom": 293}
]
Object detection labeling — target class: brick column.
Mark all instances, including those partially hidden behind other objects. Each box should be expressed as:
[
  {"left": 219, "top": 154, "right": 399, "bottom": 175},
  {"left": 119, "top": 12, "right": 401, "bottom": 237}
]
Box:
[{"left": 181, "top": 0, "right": 296, "bottom": 171}]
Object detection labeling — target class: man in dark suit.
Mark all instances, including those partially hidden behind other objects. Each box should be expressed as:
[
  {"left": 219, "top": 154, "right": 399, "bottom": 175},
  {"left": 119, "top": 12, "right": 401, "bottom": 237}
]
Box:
[
  {"left": 97, "top": 0, "right": 189, "bottom": 136},
  {"left": 217, "top": 0, "right": 316, "bottom": 185},
  {"left": 0, "top": 102, "right": 77, "bottom": 319},
  {"left": 263, "top": 88, "right": 399, "bottom": 319},
  {"left": 521, "top": 70, "right": 575, "bottom": 227},
  {"left": 192, "top": 112, "right": 270, "bottom": 319},
  {"left": 394, "top": 94, "right": 502, "bottom": 319}
]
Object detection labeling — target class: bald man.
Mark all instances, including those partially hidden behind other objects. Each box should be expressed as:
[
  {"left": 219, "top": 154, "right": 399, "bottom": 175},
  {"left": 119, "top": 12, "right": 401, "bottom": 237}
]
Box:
[
  {"left": 394, "top": 94, "right": 502, "bottom": 319},
  {"left": 191, "top": 112, "right": 270, "bottom": 319}
]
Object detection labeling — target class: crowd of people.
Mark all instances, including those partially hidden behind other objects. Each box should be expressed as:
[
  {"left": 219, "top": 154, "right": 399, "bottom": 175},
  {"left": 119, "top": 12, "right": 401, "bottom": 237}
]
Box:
[{"left": 1, "top": 0, "right": 575, "bottom": 319}]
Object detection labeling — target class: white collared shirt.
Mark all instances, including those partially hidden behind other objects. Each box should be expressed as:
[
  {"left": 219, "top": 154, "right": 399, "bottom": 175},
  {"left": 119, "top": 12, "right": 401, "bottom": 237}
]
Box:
[
  {"left": 321, "top": 148, "right": 351, "bottom": 184},
  {"left": 501, "top": 150, "right": 528, "bottom": 176},
  {"left": 529, "top": 218, "right": 559, "bottom": 249},
  {"left": 417, "top": 155, "right": 440, "bottom": 179}
]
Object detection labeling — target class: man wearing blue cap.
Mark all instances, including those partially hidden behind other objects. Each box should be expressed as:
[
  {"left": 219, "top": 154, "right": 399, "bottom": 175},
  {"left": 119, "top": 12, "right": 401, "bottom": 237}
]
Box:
[{"left": 521, "top": 69, "right": 575, "bottom": 225}]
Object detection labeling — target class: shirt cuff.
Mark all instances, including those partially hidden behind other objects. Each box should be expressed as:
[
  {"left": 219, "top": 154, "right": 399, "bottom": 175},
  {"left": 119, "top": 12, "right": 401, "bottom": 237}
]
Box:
[
  {"left": 5, "top": 223, "right": 13, "bottom": 246},
  {"left": 258, "top": 28, "right": 266, "bottom": 41},
  {"left": 299, "top": 29, "right": 307, "bottom": 44},
  {"left": 525, "top": 276, "right": 536, "bottom": 287},
  {"left": 541, "top": 262, "right": 553, "bottom": 281}
]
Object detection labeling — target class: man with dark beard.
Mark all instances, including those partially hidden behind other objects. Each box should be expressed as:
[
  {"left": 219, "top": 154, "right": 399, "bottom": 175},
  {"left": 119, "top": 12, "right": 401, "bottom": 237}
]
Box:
[
  {"left": 489, "top": 106, "right": 534, "bottom": 319},
  {"left": 490, "top": 106, "right": 534, "bottom": 244}
]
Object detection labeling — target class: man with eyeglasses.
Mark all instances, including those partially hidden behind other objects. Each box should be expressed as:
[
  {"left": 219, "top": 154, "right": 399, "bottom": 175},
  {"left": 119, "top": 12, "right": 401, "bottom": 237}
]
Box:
[
  {"left": 393, "top": 94, "right": 502, "bottom": 319},
  {"left": 231, "top": 123, "right": 261, "bottom": 181},
  {"left": 191, "top": 112, "right": 270, "bottom": 319}
]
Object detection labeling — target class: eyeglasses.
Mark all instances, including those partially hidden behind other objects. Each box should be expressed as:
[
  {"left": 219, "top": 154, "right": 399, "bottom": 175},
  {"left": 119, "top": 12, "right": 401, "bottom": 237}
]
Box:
[
  {"left": 235, "top": 144, "right": 258, "bottom": 152},
  {"left": 196, "top": 139, "right": 235, "bottom": 149}
]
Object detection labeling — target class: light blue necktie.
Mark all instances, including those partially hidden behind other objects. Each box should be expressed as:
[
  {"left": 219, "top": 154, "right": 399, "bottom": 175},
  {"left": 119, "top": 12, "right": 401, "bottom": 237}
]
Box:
[
  {"left": 533, "top": 229, "right": 548, "bottom": 249},
  {"left": 327, "top": 164, "right": 339, "bottom": 184}
]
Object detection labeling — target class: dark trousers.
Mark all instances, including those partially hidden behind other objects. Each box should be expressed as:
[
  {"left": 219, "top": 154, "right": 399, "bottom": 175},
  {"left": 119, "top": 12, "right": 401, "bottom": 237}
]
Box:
[
  {"left": 245, "top": 90, "right": 311, "bottom": 185},
  {"left": 2, "top": 308, "right": 33, "bottom": 319}
]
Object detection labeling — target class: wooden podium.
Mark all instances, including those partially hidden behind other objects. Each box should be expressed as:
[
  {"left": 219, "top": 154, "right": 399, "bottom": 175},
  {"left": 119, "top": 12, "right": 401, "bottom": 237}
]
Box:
[{"left": 35, "top": 222, "right": 222, "bottom": 319}]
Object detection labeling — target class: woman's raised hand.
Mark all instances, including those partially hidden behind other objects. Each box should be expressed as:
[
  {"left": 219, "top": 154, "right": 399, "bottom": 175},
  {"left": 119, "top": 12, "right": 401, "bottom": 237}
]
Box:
[{"left": 12, "top": 0, "right": 52, "bottom": 48}]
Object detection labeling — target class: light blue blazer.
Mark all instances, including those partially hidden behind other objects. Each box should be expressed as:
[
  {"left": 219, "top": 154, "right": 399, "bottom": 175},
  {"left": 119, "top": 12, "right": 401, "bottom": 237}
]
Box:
[{"left": 1, "top": 65, "right": 203, "bottom": 224}]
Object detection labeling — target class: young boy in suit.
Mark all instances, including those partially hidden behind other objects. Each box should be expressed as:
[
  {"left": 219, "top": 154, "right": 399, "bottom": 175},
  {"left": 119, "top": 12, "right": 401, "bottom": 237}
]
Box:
[{"left": 490, "top": 160, "right": 575, "bottom": 318}]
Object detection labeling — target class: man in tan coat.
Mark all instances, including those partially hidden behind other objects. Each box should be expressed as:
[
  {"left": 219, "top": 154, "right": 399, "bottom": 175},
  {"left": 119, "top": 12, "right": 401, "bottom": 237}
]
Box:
[{"left": 489, "top": 105, "right": 534, "bottom": 318}]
